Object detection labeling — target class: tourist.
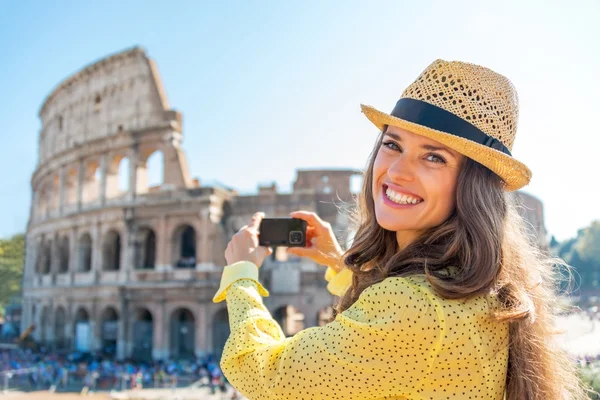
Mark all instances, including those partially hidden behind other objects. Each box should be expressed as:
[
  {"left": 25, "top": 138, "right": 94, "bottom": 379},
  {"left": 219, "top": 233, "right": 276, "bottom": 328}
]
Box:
[{"left": 214, "top": 60, "right": 590, "bottom": 399}]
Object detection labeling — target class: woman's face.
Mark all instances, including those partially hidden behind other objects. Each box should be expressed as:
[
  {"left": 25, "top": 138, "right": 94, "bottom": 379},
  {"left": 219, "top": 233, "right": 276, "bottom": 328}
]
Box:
[{"left": 372, "top": 125, "right": 465, "bottom": 246}]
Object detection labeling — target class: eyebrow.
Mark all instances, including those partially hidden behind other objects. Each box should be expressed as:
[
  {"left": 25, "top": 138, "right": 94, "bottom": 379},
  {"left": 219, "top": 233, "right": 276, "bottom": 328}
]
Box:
[{"left": 383, "top": 132, "right": 455, "bottom": 155}]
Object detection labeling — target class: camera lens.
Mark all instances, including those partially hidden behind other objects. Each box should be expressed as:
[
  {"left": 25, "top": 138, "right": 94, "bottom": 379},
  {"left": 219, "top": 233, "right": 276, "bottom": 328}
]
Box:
[{"left": 289, "top": 231, "right": 303, "bottom": 244}]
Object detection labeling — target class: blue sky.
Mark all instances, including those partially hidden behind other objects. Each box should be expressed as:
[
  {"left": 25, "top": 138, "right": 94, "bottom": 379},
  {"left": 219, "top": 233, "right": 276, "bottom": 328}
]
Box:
[{"left": 1, "top": 0, "right": 598, "bottom": 240}]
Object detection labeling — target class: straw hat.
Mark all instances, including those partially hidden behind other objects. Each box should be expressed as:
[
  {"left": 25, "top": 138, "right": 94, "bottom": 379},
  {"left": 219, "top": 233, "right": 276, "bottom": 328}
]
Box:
[{"left": 361, "top": 59, "right": 531, "bottom": 191}]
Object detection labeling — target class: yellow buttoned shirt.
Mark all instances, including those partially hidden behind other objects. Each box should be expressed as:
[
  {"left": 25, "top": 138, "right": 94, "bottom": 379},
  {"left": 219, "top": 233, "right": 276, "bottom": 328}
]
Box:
[{"left": 213, "top": 261, "right": 508, "bottom": 399}]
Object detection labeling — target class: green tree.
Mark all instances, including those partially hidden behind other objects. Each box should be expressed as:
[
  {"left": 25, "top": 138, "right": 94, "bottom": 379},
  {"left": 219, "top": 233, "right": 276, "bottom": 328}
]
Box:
[
  {"left": 575, "top": 220, "right": 600, "bottom": 266},
  {"left": 0, "top": 234, "right": 25, "bottom": 316}
]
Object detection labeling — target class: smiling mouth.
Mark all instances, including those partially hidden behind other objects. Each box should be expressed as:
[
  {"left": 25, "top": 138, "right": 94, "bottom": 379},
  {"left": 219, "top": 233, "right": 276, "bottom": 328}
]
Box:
[{"left": 383, "top": 184, "right": 424, "bottom": 205}]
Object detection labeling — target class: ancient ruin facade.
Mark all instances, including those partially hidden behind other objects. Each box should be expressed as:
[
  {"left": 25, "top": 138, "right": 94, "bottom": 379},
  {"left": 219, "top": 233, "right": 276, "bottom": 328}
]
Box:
[
  {"left": 21, "top": 47, "right": 359, "bottom": 361},
  {"left": 21, "top": 47, "right": 549, "bottom": 362}
]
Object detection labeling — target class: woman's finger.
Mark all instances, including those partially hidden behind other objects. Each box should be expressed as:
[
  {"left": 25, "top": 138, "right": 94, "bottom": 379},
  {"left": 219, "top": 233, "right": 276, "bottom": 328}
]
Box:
[
  {"left": 287, "top": 246, "right": 315, "bottom": 257},
  {"left": 290, "top": 211, "right": 325, "bottom": 228},
  {"left": 248, "top": 212, "right": 265, "bottom": 231}
]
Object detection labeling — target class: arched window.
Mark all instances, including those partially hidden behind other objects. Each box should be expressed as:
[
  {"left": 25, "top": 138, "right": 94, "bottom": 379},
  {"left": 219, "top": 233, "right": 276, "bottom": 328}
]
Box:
[
  {"left": 170, "top": 308, "right": 195, "bottom": 359},
  {"left": 172, "top": 225, "right": 196, "bottom": 268},
  {"left": 78, "top": 233, "right": 92, "bottom": 272},
  {"left": 58, "top": 236, "right": 70, "bottom": 273},
  {"left": 102, "top": 230, "right": 121, "bottom": 271}
]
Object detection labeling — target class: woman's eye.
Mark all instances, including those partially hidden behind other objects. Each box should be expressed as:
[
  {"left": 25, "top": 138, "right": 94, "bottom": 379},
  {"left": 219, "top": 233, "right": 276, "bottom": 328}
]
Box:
[
  {"left": 382, "top": 141, "right": 400, "bottom": 151},
  {"left": 426, "top": 154, "right": 446, "bottom": 164}
]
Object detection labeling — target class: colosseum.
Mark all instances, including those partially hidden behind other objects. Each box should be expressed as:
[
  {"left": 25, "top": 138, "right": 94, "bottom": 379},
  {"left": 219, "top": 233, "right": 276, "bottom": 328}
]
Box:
[
  {"left": 20, "top": 46, "right": 548, "bottom": 362},
  {"left": 20, "top": 47, "right": 360, "bottom": 361}
]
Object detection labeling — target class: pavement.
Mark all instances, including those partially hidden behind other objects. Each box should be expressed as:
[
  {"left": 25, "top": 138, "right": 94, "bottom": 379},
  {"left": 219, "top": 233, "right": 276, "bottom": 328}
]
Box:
[{"left": 109, "top": 386, "right": 244, "bottom": 399}]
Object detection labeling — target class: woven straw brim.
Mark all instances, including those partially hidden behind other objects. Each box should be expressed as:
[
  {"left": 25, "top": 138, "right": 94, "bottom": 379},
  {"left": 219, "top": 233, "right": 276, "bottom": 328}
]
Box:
[{"left": 361, "top": 104, "right": 531, "bottom": 191}]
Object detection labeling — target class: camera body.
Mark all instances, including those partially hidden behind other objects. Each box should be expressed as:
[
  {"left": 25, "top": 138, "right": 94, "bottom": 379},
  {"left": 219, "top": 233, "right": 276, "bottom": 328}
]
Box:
[{"left": 258, "top": 218, "right": 307, "bottom": 248}]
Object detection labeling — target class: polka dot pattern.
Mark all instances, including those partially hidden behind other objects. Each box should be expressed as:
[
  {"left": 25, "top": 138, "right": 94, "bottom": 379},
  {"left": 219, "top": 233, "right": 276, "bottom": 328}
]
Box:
[{"left": 219, "top": 269, "right": 508, "bottom": 400}]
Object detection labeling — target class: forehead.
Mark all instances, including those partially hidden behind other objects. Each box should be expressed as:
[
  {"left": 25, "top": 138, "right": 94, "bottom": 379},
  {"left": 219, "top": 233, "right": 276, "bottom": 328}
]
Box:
[{"left": 384, "top": 125, "right": 439, "bottom": 145}]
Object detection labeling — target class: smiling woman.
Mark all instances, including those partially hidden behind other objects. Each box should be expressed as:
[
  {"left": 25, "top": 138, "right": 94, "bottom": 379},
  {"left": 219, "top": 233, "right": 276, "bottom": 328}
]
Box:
[
  {"left": 212, "top": 59, "right": 590, "bottom": 400},
  {"left": 373, "top": 125, "right": 465, "bottom": 247}
]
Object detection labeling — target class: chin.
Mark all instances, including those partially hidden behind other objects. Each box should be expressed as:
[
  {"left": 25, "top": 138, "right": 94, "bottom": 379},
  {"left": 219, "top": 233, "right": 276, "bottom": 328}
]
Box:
[{"left": 375, "top": 208, "right": 413, "bottom": 232}]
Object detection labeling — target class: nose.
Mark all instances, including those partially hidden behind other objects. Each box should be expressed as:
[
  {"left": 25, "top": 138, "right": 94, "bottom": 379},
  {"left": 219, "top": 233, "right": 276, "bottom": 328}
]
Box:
[{"left": 387, "top": 155, "right": 416, "bottom": 183}]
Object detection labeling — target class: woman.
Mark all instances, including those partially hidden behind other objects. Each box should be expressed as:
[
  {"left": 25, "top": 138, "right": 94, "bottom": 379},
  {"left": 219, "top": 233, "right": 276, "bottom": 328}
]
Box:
[{"left": 213, "top": 60, "right": 589, "bottom": 399}]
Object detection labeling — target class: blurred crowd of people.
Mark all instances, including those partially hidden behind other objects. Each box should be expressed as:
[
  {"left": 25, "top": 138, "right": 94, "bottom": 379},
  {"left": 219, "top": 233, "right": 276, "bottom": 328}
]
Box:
[{"left": 0, "top": 348, "right": 232, "bottom": 395}]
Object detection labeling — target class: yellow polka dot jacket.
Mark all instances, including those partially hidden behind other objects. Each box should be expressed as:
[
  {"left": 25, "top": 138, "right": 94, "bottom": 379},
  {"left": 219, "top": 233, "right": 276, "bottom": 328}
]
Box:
[{"left": 213, "top": 261, "right": 508, "bottom": 399}]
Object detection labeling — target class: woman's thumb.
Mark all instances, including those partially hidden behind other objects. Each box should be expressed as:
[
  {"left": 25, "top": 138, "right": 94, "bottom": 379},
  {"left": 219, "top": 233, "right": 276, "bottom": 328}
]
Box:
[{"left": 287, "top": 247, "right": 310, "bottom": 257}]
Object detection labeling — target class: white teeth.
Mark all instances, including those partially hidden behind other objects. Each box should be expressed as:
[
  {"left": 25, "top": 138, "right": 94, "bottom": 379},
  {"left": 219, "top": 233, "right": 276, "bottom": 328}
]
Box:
[{"left": 385, "top": 187, "right": 422, "bottom": 205}]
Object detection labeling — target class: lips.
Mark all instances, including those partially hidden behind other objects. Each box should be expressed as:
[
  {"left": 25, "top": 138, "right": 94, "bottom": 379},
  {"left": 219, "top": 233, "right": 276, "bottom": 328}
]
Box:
[{"left": 382, "top": 184, "right": 424, "bottom": 202}]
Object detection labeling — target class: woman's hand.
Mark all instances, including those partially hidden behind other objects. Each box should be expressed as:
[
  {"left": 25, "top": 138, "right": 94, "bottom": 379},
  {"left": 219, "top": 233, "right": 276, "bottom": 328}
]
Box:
[
  {"left": 286, "top": 211, "right": 345, "bottom": 272},
  {"left": 225, "top": 212, "right": 273, "bottom": 267}
]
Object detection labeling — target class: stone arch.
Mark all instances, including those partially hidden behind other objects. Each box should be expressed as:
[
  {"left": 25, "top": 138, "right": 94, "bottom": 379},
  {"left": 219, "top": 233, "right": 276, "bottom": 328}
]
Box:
[
  {"left": 74, "top": 307, "right": 90, "bottom": 322},
  {"left": 73, "top": 307, "right": 91, "bottom": 352},
  {"left": 137, "top": 147, "right": 164, "bottom": 195},
  {"left": 64, "top": 166, "right": 78, "bottom": 210},
  {"left": 106, "top": 153, "right": 129, "bottom": 199},
  {"left": 102, "top": 230, "right": 121, "bottom": 271},
  {"left": 169, "top": 308, "right": 195, "bottom": 359},
  {"left": 172, "top": 224, "right": 196, "bottom": 268},
  {"left": 100, "top": 307, "right": 119, "bottom": 357},
  {"left": 37, "top": 183, "right": 48, "bottom": 218},
  {"left": 132, "top": 308, "right": 153, "bottom": 361},
  {"left": 54, "top": 306, "right": 67, "bottom": 350},
  {"left": 58, "top": 236, "right": 70, "bottom": 273},
  {"left": 82, "top": 159, "right": 100, "bottom": 204},
  {"left": 274, "top": 305, "right": 305, "bottom": 337},
  {"left": 48, "top": 174, "right": 60, "bottom": 212},
  {"left": 212, "top": 308, "right": 230, "bottom": 360},
  {"left": 135, "top": 227, "right": 156, "bottom": 269},
  {"left": 78, "top": 233, "right": 93, "bottom": 272},
  {"left": 94, "top": 94, "right": 102, "bottom": 112}
]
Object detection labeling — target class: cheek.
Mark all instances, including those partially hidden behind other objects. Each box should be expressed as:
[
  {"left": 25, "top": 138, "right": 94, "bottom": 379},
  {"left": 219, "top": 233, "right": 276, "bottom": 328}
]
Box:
[
  {"left": 371, "top": 152, "right": 386, "bottom": 188},
  {"left": 428, "top": 175, "right": 458, "bottom": 218}
]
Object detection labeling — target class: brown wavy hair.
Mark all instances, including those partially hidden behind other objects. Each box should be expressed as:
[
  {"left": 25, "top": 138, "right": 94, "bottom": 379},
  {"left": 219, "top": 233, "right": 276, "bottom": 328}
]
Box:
[{"left": 334, "top": 130, "right": 590, "bottom": 400}]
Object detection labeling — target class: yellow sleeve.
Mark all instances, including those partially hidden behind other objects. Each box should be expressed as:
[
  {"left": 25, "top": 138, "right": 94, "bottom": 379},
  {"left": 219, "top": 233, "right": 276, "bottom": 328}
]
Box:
[
  {"left": 219, "top": 274, "right": 443, "bottom": 400},
  {"left": 324, "top": 265, "right": 353, "bottom": 297},
  {"left": 213, "top": 261, "right": 270, "bottom": 303}
]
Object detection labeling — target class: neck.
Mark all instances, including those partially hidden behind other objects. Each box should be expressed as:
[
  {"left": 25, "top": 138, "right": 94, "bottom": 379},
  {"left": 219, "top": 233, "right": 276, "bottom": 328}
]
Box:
[{"left": 395, "top": 230, "right": 422, "bottom": 251}]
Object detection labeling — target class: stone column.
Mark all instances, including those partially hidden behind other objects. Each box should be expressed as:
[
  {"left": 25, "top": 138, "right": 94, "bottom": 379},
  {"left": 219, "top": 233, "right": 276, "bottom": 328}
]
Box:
[
  {"left": 200, "top": 209, "right": 210, "bottom": 264},
  {"left": 152, "top": 299, "right": 168, "bottom": 360},
  {"left": 99, "top": 154, "right": 108, "bottom": 207},
  {"left": 156, "top": 216, "right": 168, "bottom": 270},
  {"left": 196, "top": 303, "right": 208, "bottom": 356},
  {"left": 44, "top": 183, "right": 51, "bottom": 219},
  {"left": 127, "top": 146, "right": 139, "bottom": 202},
  {"left": 69, "top": 227, "right": 77, "bottom": 277},
  {"left": 22, "top": 235, "right": 36, "bottom": 285},
  {"left": 66, "top": 299, "right": 74, "bottom": 350},
  {"left": 91, "top": 299, "right": 100, "bottom": 353},
  {"left": 58, "top": 166, "right": 66, "bottom": 215},
  {"left": 123, "top": 211, "right": 136, "bottom": 282},
  {"left": 77, "top": 159, "right": 85, "bottom": 211},
  {"left": 92, "top": 220, "right": 102, "bottom": 281},
  {"left": 116, "top": 289, "right": 130, "bottom": 360},
  {"left": 47, "top": 300, "right": 55, "bottom": 350},
  {"left": 51, "top": 233, "right": 59, "bottom": 285},
  {"left": 31, "top": 188, "right": 39, "bottom": 223}
]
